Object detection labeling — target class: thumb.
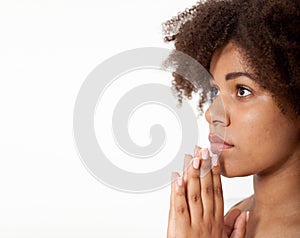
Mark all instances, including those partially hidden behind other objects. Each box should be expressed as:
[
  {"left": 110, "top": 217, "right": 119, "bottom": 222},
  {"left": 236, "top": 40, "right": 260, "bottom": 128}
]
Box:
[
  {"left": 224, "top": 208, "right": 241, "bottom": 236},
  {"left": 230, "top": 211, "right": 248, "bottom": 238}
]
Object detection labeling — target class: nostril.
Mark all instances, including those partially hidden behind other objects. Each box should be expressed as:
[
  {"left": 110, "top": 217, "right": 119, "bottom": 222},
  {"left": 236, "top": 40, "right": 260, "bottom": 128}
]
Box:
[{"left": 212, "top": 119, "right": 226, "bottom": 126}]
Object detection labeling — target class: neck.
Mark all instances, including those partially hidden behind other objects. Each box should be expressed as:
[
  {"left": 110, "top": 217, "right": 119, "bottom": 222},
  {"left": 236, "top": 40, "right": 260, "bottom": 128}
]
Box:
[{"left": 251, "top": 149, "right": 300, "bottom": 218}]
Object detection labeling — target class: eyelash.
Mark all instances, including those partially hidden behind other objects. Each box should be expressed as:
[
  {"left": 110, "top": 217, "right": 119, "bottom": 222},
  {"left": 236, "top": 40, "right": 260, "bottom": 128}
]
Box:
[
  {"left": 236, "top": 85, "right": 252, "bottom": 98},
  {"left": 209, "top": 85, "right": 252, "bottom": 100}
]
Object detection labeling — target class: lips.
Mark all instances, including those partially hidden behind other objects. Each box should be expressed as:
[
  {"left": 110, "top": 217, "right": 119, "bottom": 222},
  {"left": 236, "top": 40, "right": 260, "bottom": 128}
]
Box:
[{"left": 209, "top": 134, "right": 234, "bottom": 153}]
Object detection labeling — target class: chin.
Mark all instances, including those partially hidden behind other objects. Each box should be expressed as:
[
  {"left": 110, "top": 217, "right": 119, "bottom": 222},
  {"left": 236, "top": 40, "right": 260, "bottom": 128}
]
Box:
[
  {"left": 221, "top": 170, "right": 245, "bottom": 178},
  {"left": 219, "top": 161, "right": 233, "bottom": 177},
  {"left": 219, "top": 159, "right": 248, "bottom": 178},
  {"left": 220, "top": 167, "right": 235, "bottom": 178}
]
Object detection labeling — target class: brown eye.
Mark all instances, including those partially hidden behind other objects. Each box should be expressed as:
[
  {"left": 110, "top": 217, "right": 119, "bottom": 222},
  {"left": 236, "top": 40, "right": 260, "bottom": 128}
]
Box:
[{"left": 237, "top": 86, "right": 252, "bottom": 97}]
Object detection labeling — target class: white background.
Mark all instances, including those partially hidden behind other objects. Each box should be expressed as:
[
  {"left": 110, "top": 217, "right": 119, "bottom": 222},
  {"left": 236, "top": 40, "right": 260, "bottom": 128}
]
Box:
[{"left": 0, "top": 0, "right": 253, "bottom": 237}]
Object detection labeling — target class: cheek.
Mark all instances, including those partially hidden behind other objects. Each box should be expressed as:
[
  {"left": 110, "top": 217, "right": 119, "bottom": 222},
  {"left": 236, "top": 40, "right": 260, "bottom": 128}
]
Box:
[
  {"left": 231, "top": 108, "right": 295, "bottom": 171},
  {"left": 234, "top": 110, "right": 273, "bottom": 149},
  {"left": 221, "top": 121, "right": 277, "bottom": 177},
  {"left": 248, "top": 109, "right": 294, "bottom": 150}
]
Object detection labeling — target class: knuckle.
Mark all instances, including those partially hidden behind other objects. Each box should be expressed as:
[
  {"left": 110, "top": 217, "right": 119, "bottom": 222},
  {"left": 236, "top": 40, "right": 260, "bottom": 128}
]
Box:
[
  {"left": 176, "top": 205, "right": 187, "bottom": 215},
  {"left": 212, "top": 224, "right": 223, "bottom": 237},
  {"left": 214, "top": 186, "right": 223, "bottom": 197},
  {"left": 189, "top": 193, "right": 201, "bottom": 203},
  {"left": 201, "top": 217, "right": 223, "bottom": 235},
  {"left": 204, "top": 185, "right": 213, "bottom": 195},
  {"left": 189, "top": 172, "right": 200, "bottom": 179},
  {"left": 212, "top": 166, "right": 221, "bottom": 175}
]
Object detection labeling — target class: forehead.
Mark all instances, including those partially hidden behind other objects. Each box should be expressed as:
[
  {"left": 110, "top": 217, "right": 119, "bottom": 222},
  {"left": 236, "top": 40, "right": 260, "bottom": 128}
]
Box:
[{"left": 209, "top": 42, "right": 246, "bottom": 76}]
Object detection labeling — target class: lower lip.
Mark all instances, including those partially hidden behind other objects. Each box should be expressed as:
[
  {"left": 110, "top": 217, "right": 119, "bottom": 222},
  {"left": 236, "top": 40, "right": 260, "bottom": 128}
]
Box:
[{"left": 210, "top": 143, "right": 234, "bottom": 153}]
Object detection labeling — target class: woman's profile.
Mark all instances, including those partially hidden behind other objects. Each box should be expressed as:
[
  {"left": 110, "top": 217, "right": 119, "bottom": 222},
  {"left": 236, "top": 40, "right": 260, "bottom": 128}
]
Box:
[{"left": 163, "top": 0, "right": 299, "bottom": 237}]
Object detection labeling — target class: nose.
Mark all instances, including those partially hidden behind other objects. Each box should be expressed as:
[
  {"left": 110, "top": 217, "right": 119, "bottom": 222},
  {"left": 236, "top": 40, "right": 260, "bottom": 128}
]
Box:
[{"left": 205, "top": 96, "right": 230, "bottom": 127}]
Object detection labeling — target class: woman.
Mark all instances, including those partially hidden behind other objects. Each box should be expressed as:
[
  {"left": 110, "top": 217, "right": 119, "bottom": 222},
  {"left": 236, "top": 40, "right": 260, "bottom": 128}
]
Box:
[{"left": 163, "top": 0, "right": 299, "bottom": 237}]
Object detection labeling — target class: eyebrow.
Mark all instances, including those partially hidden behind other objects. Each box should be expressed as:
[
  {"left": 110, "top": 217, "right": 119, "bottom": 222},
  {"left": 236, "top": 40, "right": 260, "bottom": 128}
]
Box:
[{"left": 225, "top": 72, "right": 253, "bottom": 81}]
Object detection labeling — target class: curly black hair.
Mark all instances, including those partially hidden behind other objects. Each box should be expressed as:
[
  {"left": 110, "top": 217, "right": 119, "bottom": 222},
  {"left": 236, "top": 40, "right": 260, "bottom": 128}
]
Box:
[{"left": 162, "top": 0, "right": 300, "bottom": 115}]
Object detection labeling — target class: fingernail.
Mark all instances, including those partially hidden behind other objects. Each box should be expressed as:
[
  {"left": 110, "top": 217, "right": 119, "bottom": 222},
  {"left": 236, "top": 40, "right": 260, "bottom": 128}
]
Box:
[
  {"left": 246, "top": 211, "right": 250, "bottom": 222},
  {"left": 212, "top": 154, "right": 218, "bottom": 167},
  {"left": 202, "top": 148, "right": 209, "bottom": 160},
  {"left": 193, "top": 157, "right": 200, "bottom": 169},
  {"left": 177, "top": 176, "right": 183, "bottom": 187}
]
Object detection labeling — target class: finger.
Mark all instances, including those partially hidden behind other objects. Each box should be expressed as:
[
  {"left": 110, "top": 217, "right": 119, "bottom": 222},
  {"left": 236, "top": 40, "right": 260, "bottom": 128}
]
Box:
[
  {"left": 224, "top": 209, "right": 241, "bottom": 236},
  {"left": 194, "top": 145, "right": 202, "bottom": 158},
  {"left": 175, "top": 174, "right": 190, "bottom": 235},
  {"left": 183, "top": 154, "right": 193, "bottom": 185},
  {"left": 187, "top": 156, "right": 203, "bottom": 226},
  {"left": 167, "top": 172, "right": 178, "bottom": 238},
  {"left": 231, "top": 211, "right": 248, "bottom": 238},
  {"left": 200, "top": 149, "right": 214, "bottom": 220},
  {"left": 211, "top": 155, "right": 224, "bottom": 221},
  {"left": 199, "top": 148, "right": 211, "bottom": 177}
]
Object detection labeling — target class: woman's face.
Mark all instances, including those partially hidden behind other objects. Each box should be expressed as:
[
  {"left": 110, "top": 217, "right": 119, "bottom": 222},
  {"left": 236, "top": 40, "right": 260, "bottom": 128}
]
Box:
[{"left": 205, "top": 42, "right": 300, "bottom": 177}]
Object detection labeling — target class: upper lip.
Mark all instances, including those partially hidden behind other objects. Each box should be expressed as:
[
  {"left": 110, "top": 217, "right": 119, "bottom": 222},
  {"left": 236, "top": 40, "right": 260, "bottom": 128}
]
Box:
[{"left": 209, "top": 134, "right": 233, "bottom": 146}]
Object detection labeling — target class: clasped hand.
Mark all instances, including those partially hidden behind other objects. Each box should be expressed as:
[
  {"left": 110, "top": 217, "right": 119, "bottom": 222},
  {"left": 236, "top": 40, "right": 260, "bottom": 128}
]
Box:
[{"left": 167, "top": 147, "right": 247, "bottom": 238}]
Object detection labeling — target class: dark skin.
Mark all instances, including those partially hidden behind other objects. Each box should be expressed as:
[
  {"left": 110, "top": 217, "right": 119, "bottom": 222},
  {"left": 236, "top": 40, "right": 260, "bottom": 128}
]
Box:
[
  {"left": 167, "top": 152, "right": 248, "bottom": 238},
  {"left": 167, "top": 42, "right": 300, "bottom": 238}
]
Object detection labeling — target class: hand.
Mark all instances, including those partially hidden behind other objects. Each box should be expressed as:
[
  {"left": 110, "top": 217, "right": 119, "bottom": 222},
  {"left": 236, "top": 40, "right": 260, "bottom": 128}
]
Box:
[
  {"left": 224, "top": 208, "right": 248, "bottom": 238},
  {"left": 167, "top": 147, "right": 247, "bottom": 238}
]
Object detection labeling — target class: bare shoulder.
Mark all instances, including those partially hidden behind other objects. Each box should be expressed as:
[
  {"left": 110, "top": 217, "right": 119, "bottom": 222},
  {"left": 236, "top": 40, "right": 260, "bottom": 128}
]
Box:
[{"left": 226, "top": 195, "right": 253, "bottom": 214}]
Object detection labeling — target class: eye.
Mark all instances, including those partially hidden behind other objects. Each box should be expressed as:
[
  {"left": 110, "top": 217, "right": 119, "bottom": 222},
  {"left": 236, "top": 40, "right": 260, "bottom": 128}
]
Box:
[
  {"left": 209, "top": 85, "right": 220, "bottom": 100},
  {"left": 237, "top": 85, "right": 252, "bottom": 97}
]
